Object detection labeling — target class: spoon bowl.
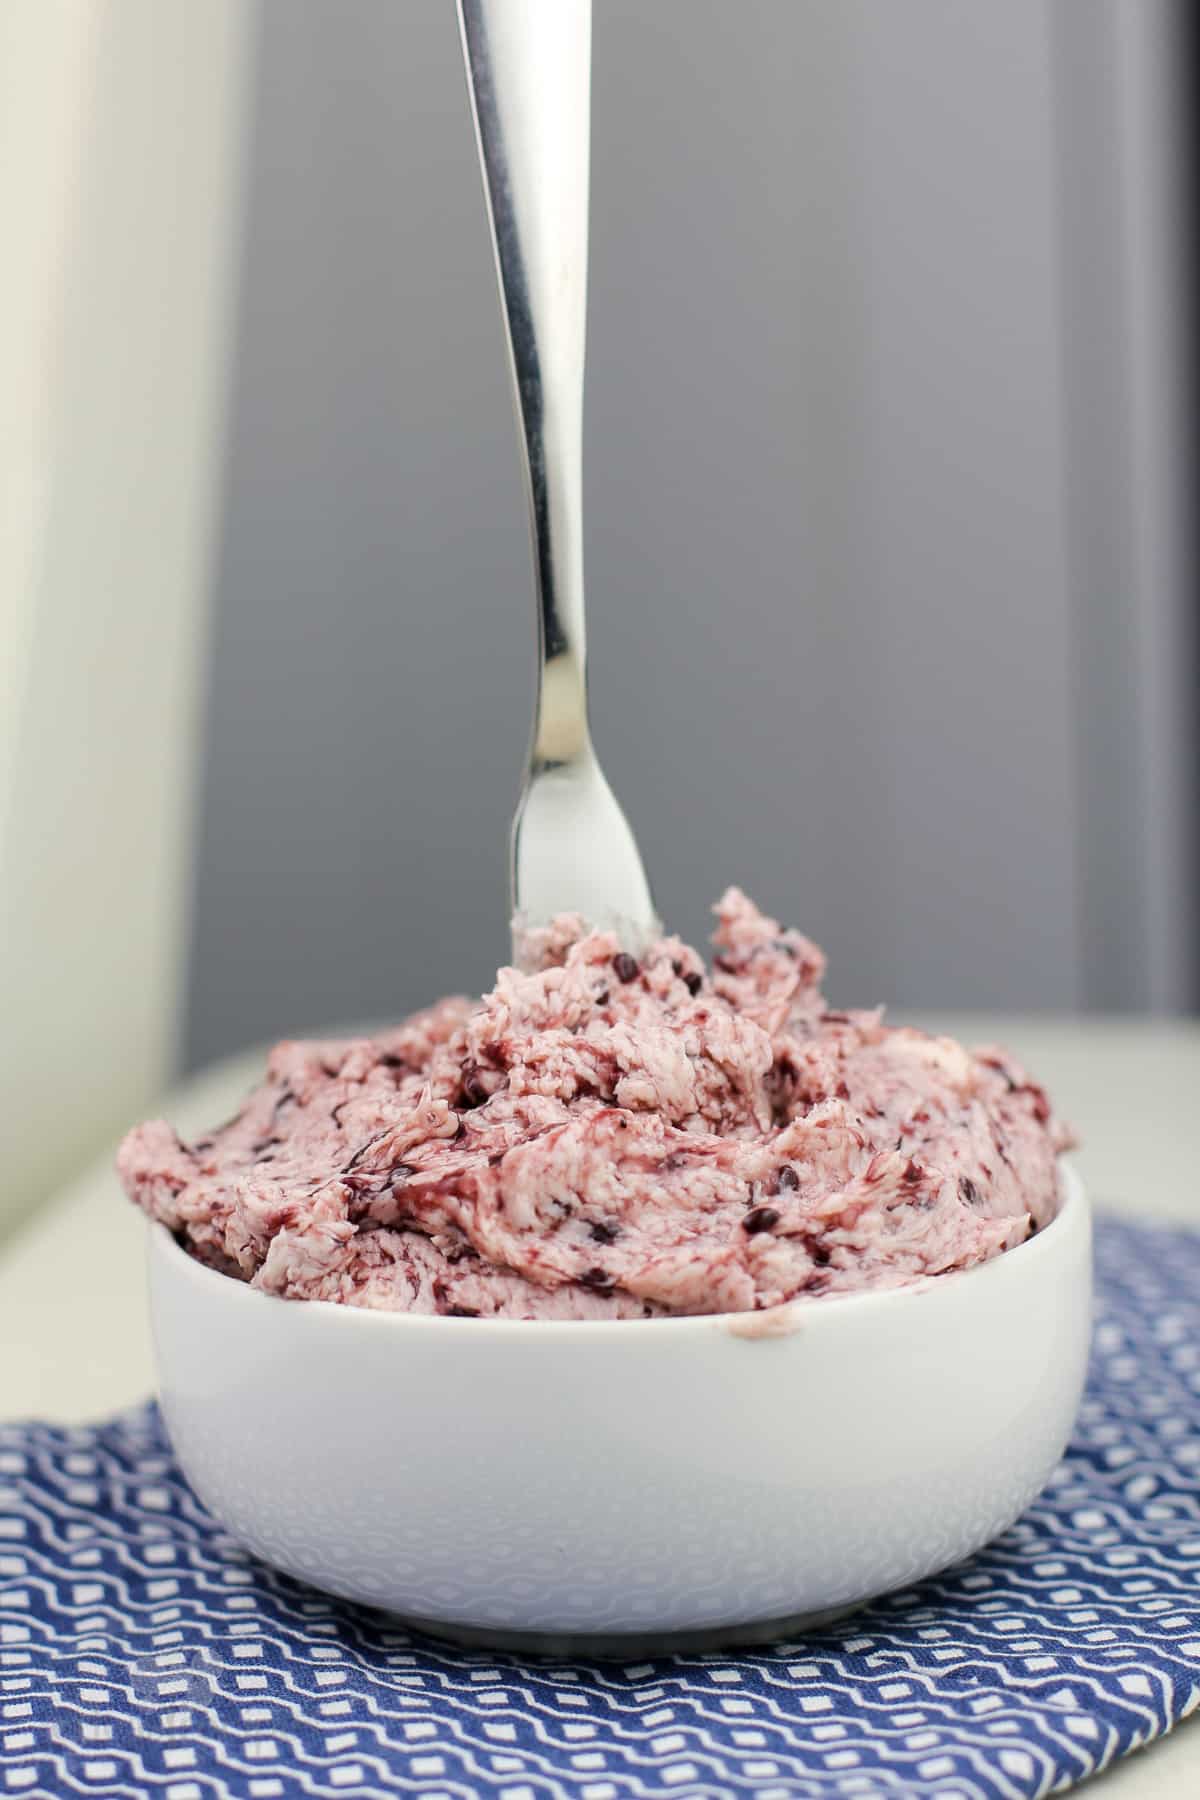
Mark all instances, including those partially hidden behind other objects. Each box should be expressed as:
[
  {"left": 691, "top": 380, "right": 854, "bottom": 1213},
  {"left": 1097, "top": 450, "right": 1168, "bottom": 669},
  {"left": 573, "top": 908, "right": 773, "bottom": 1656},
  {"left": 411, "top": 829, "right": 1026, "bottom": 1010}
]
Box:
[
  {"left": 147, "top": 1164, "right": 1090, "bottom": 1653},
  {"left": 513, "top": 753, "right": 658, "bottom": 957}
]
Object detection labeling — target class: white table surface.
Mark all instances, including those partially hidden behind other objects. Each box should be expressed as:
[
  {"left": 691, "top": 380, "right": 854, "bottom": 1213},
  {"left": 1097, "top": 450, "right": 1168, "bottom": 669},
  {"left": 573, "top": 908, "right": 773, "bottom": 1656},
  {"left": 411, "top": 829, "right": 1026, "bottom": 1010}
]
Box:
[{"left": 3, "top": 1015, "right": 1198, "bottom": 1793}]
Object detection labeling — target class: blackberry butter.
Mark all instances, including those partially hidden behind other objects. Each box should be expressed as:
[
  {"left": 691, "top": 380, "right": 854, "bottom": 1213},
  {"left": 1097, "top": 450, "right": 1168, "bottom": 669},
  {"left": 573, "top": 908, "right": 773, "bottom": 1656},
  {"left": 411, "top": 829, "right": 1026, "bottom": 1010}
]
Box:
[{"left": 120, "top": 891, "right": 1071, "bottom": 1319}]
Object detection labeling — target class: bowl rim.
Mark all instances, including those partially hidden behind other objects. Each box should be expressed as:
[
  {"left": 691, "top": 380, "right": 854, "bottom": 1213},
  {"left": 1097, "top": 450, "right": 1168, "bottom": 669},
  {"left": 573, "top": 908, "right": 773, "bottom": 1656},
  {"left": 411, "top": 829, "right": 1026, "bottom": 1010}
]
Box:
[{"left": 147, "top": 1159, "right": 1089, "bottom": 1341}]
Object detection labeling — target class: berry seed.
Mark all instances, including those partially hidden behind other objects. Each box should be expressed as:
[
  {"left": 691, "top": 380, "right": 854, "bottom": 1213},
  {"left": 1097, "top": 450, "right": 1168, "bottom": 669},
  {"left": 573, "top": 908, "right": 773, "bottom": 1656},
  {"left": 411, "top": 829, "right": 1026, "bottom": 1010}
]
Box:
[{"left": 743, "top": 1205, "right": 780, "bottom": 1234}]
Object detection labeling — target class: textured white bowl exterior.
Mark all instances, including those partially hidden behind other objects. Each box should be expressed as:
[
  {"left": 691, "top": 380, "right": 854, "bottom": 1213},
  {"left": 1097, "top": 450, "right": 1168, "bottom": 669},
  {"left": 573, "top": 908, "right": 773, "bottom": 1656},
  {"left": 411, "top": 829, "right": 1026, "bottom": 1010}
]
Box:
[{"left": 148, "top": 1166, "right": 1091, "bottom": 1644}]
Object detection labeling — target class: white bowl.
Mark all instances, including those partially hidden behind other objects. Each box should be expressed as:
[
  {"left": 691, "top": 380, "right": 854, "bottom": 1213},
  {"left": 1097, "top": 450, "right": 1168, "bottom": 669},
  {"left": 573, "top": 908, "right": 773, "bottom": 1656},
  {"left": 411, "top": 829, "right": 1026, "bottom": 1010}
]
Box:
[{"left": 148, "top": 1164, "right": 1091, "bottom": 1653}]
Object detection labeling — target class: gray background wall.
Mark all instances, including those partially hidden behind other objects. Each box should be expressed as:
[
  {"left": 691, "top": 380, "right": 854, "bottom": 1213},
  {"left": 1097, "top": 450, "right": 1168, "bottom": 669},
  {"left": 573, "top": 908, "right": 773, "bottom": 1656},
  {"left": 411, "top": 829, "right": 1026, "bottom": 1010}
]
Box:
[{"left": 185, "top": 0, "right": 1196, "bottom": 1069}]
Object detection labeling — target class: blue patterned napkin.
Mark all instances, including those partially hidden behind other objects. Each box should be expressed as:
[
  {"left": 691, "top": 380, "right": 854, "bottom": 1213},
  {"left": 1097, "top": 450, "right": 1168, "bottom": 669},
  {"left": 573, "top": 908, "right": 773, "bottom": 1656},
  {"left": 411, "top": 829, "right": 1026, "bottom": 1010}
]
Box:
[{"left": 3, "top": 1217, "right": 1200, "bottom": 1799}]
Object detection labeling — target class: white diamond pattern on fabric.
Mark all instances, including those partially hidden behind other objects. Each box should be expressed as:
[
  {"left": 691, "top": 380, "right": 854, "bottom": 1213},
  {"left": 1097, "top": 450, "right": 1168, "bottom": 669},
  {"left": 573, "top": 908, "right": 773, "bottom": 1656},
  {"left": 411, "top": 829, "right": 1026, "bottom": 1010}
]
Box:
[{"left": 2, "top": 1219, "right": 1200, "bottom": 1798}]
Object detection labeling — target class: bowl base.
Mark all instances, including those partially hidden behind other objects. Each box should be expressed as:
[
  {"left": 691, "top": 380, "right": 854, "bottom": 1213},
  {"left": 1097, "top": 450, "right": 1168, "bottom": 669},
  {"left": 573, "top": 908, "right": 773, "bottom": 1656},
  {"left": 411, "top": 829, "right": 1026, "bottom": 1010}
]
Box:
[{"left": 403, "top": 1600, "right": 864, "bottom": 1659}]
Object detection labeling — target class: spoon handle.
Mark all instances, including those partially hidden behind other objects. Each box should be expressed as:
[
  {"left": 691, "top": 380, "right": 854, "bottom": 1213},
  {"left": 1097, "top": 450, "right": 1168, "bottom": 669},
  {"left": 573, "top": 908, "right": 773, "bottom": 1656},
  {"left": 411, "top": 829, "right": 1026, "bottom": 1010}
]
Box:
[{"left": 458, "top": 0, "right": 592, "bottom": 770}]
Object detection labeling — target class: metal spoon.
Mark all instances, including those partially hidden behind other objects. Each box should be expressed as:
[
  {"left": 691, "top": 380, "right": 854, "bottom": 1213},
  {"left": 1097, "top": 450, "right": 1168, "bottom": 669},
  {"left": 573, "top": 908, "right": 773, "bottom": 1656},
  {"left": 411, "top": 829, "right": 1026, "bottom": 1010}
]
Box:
[{"left": 457, "top": 0, "right": 658, "bottom": 957}]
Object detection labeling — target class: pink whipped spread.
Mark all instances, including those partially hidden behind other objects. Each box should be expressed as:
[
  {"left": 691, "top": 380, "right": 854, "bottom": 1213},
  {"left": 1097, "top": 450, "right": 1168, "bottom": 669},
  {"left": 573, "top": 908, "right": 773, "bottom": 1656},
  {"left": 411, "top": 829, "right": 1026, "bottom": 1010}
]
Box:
[{"left": 118, "top": 891, "right": 1072, "bottom": 1319}]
